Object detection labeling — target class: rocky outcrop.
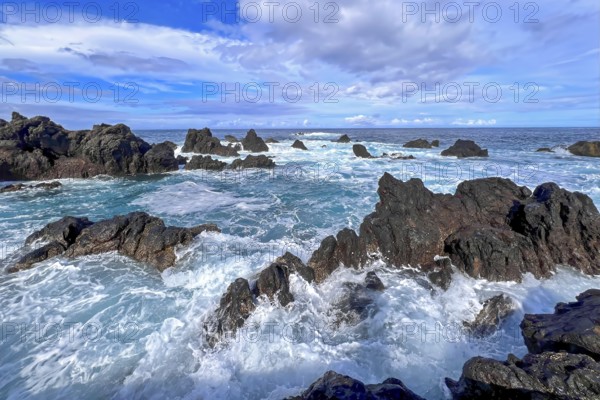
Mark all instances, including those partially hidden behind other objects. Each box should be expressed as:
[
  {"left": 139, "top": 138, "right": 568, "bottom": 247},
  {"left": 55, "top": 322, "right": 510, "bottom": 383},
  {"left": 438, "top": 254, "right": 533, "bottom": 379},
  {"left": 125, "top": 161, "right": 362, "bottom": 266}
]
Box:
[
  {"left": 365, "top": 271, "right": 385, "bottom": 291},
  {"left": 0, "top": 113, "right": 179, "bottom": 181},
  {"left": 265, "top": 138, "right": 279, "bottom": 144},
  {"left": 335, "top": 134, "right": 351, "bottom": 143},
  {"left": 403, "top": 139, "right": 438, "bottom": 149},
  {"left": 463, "top": 294, "right": 515, "bottom": 337},
  {"left": 424, "top": 257, "right": 453, "bottom": 291},
  {"left": 224, "top": 135, "right": 239, "bottom": 143},
  {"left": 241, "top": 129, "right": 269, "bottom": 153},
  {"left": 286, "top": 371, "right": 425, "bottom": 400},
  {"left": 441, "top": 140, "right": 488, "bottom": 158},
  {"left": 229, "top": 155, "right": 275, "bottom": 169},
  {"left": 292, "top": 140, "right": 308, "bottom": 150},
  {"left": 205, "top": 253, "right": 314, "bottom": 344},
  {"left": 568, "top": 141, "right": 600, "bottom": 157},
  {"left": 176, "top": 155, "right": 188, "bottom": 165},
  {"left": 521, "top": 289, "right": 600, "bottom": 360},
  {"left": 382, "top": 153, "right": 416, "bottom": 160},
  {"left": 181, "top": 128, "right": 239, "bottom": 156},
  {"left": 185, "top": 155, "right": 227, "bottom": 171},
  {"left": 9, "top": 212, "right": 219, "bottom": 273},
  {"left": 536, "top": 147, "right": 554, "bottom": 153},
  {"left": 308, "top": 173, "right": 600, "bottom": 283},
  {"left": 447, "top": 352, "right": 600, "bottom": 400},
  {"left": 353, "top": 144, "right": 373, "bottom": 158},
  {"left": 448, "top": 290, "right": 600, "bottom": 399},
  {"left": 1, "top": 181, "right": 61, "bottom": 193}
]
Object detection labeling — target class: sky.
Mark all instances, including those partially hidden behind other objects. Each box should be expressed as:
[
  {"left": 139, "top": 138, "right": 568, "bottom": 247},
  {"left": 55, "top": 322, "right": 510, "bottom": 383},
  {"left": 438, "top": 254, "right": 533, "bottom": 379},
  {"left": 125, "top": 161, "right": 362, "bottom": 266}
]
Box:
[{"left": 0, "top": 0, "right": 599, "bottom": 129}]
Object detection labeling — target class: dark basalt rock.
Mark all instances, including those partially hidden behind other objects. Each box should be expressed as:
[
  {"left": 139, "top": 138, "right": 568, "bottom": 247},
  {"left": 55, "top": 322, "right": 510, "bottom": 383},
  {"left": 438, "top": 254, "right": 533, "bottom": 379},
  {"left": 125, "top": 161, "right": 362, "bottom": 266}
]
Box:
[
  {"left": 333, "top": 282, "right": 376, "bottom": 326},
  {"left": 441, "top": 140, "right": 488, "bottom": 158},
  {"left": 265, "top": 138, "right": 279, "bottom": 144},
  {"left": 253, "top": 252, "right": 315, "bottom": 306},
  {"left": 463, "top": 294, "right": 515, "bottom": 337},
  {"left": 205, "top": 278, "right": 256, "bottom": 346},
  {"left": 425, "top": 257, "right": 453, "bottom": 291},
  {"left": 536, "top": 147, "right": 554, "bottom": 153},
  {"left": 1, "top": 181, "right": 62, "bottom": 193},
  {"left": 229, "top": 155, "right": 275, "bottom": 169},
  {"left": 163, "top": 141, "right": 177, "bottom": 151},
  {"left": 365, "top": 271, "right": 385, "bottom": 291},
  {"left": 185, "top": 155, "right": 227, "bottom": 171},
  {"left": 403, "top": 139, "right": 435, "bottom": 149},
  {"left": 181, "top": 128, "right": 239, "bottom": 156},
  {"left": 143, "top": 142, "right": 179, "bottom": 173},
  {"left": 224, "top": 135, "right": 239, "bottom": 143},
  {"left": 0, "top": 114, "right": 178, "bottom": 180},
  {"left": 308, "top": 172, "right": 600, "bottom": 283},
  {"left": 292, "top": 140, "right": 308, "bottom": 150},
  {"left": 286, "top": 370, "right": 425, "bottom": 400},
  {"left": 335, "top": 134, "right": 351, "bottom": 143},
  {"left": 568, "top": 141, "right": 600, "bottom": 157},
  {"left": 9, "top": 213, "right": 219, "bottom": 272},
  {"left": 241, "top": 129, "right": 269, "bottom": 153},
  {"left": 176, "top": 155, "right": 188, "bottom": 165},
  {"left": 353, "top": 144, "right": 373, "bottom": 159},
  {"left": 521, "top": 289, "right": 600, "bottom": 361},
  {"left": 382, "top": 153, "right": 416, "bottom": 160},
  {"left": 446, "top": 352, "right": 600, "bottom": 400},
  {"left": 431, "top": 140, "right": 440, "bottom": 147}
]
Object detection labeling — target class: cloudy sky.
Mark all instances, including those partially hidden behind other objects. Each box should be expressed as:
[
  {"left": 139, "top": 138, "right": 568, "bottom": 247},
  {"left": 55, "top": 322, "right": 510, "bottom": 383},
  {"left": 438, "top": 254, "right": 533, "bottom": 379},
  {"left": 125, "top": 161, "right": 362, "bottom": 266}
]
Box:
[{"left": 0, "top": 0, "right": 598, "bottom": 129}]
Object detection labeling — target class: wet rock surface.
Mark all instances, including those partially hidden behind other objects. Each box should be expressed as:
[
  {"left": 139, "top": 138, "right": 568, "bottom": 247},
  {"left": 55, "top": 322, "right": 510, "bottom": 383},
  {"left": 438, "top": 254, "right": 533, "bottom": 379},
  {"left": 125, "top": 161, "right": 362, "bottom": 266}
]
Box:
[
  {"left": 9, "top": 212, "right": 219, "bottom": 272},
  {"left": 403, "top": 139, "right": 438, "bottom": 149},
  {"left": 0, "top": 113, "right": 179, "bottom": 180},
  {"left": 292, "top": 140, "right": 308, "bottom": 150},
  {"left": 353, "top": 144, "right": 373, "bottom": 158},
  {"left": 308, "top": 173, "right": 600, "bottom": 283},
  {"left": 463, "top": 294, "right": 516, "bottom": 337},
  {"left": 181, "top": 128, "right": 239, "bottom": 156},
  {"left": 1, "top": 181, "right": 62, "bottom": 193},
  {"left": 335, "top": 134, "right": 352, "bottom": 143},
  {"left": 241, "top": 129, "right": 269, "bottom": 153},
  {"left": 568, "top": 141, "right": 600, "bottom": 157},
  {"left": 286, "top": 370, "right": 425, "bottom": 400},
  {"left": 185, "top": 155, "right": 227, "bottom": 171},
  {"left": 229, "top": 155, "right": 275, "bottom": 169},
  {"left": 441, "top": 140, "right": 488, "bottom": 158}
]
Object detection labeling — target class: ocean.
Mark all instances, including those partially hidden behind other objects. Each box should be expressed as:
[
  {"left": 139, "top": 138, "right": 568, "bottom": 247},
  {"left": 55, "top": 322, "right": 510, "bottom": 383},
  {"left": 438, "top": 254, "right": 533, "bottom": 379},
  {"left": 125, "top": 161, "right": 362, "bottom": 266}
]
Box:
[{"left": 0, "top": 127, "right": 599, "bottom": 399}]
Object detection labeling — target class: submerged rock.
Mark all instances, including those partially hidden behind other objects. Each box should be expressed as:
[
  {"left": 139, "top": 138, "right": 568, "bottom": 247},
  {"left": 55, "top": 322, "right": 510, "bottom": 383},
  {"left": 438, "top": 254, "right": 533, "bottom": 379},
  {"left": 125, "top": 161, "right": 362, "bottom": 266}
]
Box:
[
  {"left": 521, "top": 289, "right": 600, "bottom": 360},
  {"left": 292, "top": 140, "right": 308, "bottom": 150},
  {"left": 181, "top": 128, "right": 239, "bottom": 157},
  {"left": 353, "top": 144, "right": 373, "bottom": 158},
  {"left": 185, "top": 155, "right": 227, "bottom": 171},
  {"left": 286, "top": 370, "right": 425, "bottom": 400},
  {"left": 9, "top": 212, "right": 219, "bottom": 272},
  {"left": 568, "top": 141, "right": 600, "bottom": 157},
  {"left": 0, "top": 181, "right": 62, "bottom": 193},
  {"left": 441, "top": 140, "right": 488, "bottom": 158},
  {"left": 308, "top": 173, "right": 600, "bottom": 283},
  {"left": 365, "top": 271, "right": 385, "bottom": 291},
  {"left": 536, "top": 147, "right": 554, "bottom": 153},
  {"left": 463, "top": 294, "right": 515, "bottom": 337},
  {"left": 0, "top": 113, "right": 179, "bottom": 180},
  {"left": 241, "top": 129, "right": 269, "bottom": 152},
  {"left": 265, "top": 138, "right": 279, "bottom": 144}
]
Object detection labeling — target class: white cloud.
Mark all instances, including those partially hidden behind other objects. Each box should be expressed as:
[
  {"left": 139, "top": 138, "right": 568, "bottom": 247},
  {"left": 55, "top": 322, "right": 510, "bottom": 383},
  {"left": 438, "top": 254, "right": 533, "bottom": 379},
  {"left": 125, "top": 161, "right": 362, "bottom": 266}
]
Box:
[
  {"left": 345, "top": 114, "right": 377, "bottom": 125},
  {"left": 451, "top": 118, "right": 497, "bottom": 126},
  {"left": 391, "top": 117, "right": 434, "bottom": 125}
]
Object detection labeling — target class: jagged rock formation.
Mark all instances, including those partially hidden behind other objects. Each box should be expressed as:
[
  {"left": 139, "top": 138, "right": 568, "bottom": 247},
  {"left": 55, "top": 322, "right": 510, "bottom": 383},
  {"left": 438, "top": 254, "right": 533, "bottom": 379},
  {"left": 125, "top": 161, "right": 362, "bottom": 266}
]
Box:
[
  {"left": 568, "top": 141, "right": 600, "bottom": 157},
  {"left": 0, "top": 113, "right": 179, "bottom": 180},
  {"left": 353, "top": 144, "right": 373, "bottom": 158},
  {"left": 403, "top": 139, "right": 439, "bottom": 149},
  {"left": 308, "top": 173, "right": 600, "bottom": 283},
  {"left": 185, "top": 155, "right": 227, "bottom": 171},
  {"left": 463, "top": 294, "right": 516, "bottom": 337},
  {"left": 241, "top": 129, "right": 269, "bottom": 152},
  {"left": 181, "top": 128, "right": 239, "bottom": 156},
  {"left": 9, "top": 212, "right": 219, "bottom": 272},
  {"left": 292, "top": 140, "right": 308, "bottom": 150}
]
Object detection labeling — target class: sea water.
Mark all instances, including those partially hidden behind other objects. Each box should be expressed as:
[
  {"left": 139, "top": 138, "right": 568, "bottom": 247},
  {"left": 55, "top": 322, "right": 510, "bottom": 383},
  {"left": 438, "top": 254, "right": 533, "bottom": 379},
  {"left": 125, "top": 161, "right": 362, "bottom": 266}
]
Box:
[{"left": 0, "top": 128, "right": 599, "bottom": 399}]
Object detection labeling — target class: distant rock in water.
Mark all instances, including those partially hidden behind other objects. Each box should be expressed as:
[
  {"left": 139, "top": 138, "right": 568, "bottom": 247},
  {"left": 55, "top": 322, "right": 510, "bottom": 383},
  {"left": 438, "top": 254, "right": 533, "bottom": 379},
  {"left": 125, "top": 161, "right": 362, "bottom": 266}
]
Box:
[
  {"left": 382, "top": 153, "right": 416, "bottom": 160},
  {"left": 229, "top": 155, "right": 275, "bottom": 169},
  {"left": 9, "top": 212, "right": 219, "bottom": 273},
  {"left": 292, "top": 140, "right": 308, "bottom": 150},
  {"left": 181, "top": 127, "right": 239, "bottom": 157},
  {"left": 1, "top": 181, "right": 61, "bottom": 193},
  {"left": 568, "top": 141, "right": 600, "bottom": 157},
  {"left": 353, "top": 144, "right": 373, "bottom": 158},
  {"left": 403, "top": 138, "right": 438, "bottom": 149},
  {"left": 0, "top": 113, "right": 179, "bottom": 181},
  {"left": 224, "top": 135, "right": 239, "bottom": 143},
  {"left": 308, "top": 173, "right": 600, "bottom": 283},
  {"left": 185, "top": 155, "right": 227, "bottom": 171},
  {"left": 463, "top": 294, "right": 515, "bottom": 337},
  {"left": 241, "top": 129, "right": 269, "bottom": 152},
  {"left": 176, "top": 155, "right": 188, "bottom": 165},
  {"left": 441, "top": 139, "right": 488, "bottom": 158},
  {"left": 265, "top": 138, "right": 279, "bottom": 144},
  {"left": 536, "top": 147, "right": 554, "bottom": 153},
  {"left": 448, "top": 290, "right": 600, "bottom": 400},
  {"left": 285, "top": 370, "right": 425, "bottom": 400},
  {"left": 334, "top": 134, "right": 351, "bottom": 143},
  {"left": 521, "top": 289, "right": 600, "bottom": 360}
]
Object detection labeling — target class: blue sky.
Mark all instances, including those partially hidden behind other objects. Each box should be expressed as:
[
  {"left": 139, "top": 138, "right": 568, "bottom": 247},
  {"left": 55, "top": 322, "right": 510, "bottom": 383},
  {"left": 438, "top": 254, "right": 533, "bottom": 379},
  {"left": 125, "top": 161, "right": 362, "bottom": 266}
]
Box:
[{"left": 0, "top": 0, "right": 599, "bottom": 129}]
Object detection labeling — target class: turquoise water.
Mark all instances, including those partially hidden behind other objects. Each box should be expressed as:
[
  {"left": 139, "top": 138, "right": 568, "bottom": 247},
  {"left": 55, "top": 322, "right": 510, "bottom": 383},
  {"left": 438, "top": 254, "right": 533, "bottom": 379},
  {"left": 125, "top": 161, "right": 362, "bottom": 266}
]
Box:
[{"left": 0, "top": 128, "right": 599, "bottom": 399}]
